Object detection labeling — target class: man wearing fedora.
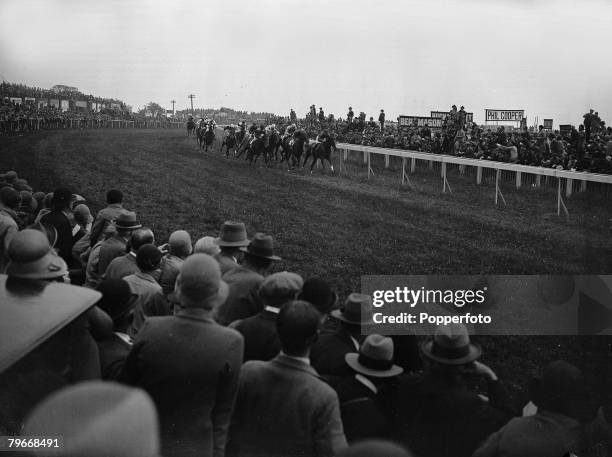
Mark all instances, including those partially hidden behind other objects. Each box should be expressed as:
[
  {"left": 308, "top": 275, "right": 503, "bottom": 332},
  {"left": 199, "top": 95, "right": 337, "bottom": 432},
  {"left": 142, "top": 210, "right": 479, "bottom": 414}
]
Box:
[
  {"left": 332, "top": 334, "right": 403, "bottom": 443},
  {"left": 227, "top": 300, "right": 347, "bottom": 457},
  {"left": 213, "top": 221, "right": 250, "bottom": 275},
  {"left": 310, "top": 293, "right": 371, "bottom": 377},
  {"left": 97, "top": 210, "right": 142, "bottom": 276},
  {"left": 215, "top": 232, "right": 281, "bottom": 326},
  {"left": 120, "top": 254, "right": 243, "bottom": 457},
  {"left": 230, "top": 271, "right": 303, "bottom": 362},
  {"left": 390, "top": 323, "right": 517, "bottom": 457}
]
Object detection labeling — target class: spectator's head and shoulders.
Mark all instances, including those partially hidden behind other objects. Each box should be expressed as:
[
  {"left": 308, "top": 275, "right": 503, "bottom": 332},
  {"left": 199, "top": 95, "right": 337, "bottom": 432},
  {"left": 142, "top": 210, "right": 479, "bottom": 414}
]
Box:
[
  {"left": 213, "top": 220, "right": 250, "bottom": 274},
  {"left": 104, "top": 227, "right": 154, "bottom": 280},
  {"left": 124, "top": 244, "right": 163, "bottom": 292},
  {"left": 225, "top": 232, "right": 280, "bottom": 282}
]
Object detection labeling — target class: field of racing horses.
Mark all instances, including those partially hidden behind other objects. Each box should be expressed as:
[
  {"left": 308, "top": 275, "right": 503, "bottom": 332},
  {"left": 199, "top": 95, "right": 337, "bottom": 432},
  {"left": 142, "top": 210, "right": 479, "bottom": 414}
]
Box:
[{"left": 2, "top": 127, "right": 612, "bottom": 413}]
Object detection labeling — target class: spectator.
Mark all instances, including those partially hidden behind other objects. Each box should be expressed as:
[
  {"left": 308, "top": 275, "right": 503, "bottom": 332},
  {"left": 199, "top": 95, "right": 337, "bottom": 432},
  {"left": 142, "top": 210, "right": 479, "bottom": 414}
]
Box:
[
  {"left": 23, "top": 381, "right": 160, "bottom": 457},
  {"left": 347, "top": 107, "right": 354, "bottom": 124},
  {"left": 390, "top": 323, "right": 517, "bottom": 457},
  {"left": 332, "top": 334, "right": 403, "bottom": 443},
  {"left": 0, "top": 187, "right": 21, "bottom": 272},
  {"left": 215, "top": 233, "right": 281, "bottom": 326},
  {"left": 194, "top": 235, "right": 221, "bottom": 256},
  {"left": 227, "top": 300, "right": 347, "bottom": 457},
  {"left": 124, "top": 244, "right": 164, "bottom": 337},
  {"left": 104, "top": 227, "right": 155, "bottom": 281},
  {"left": 120, "top": 254, "right": 243, "bottom": 457},
  {"left": 318, "top": 107, "right": 325, "bottom": 122},
  {"left": 310, "top": 293, "right": 371, "bottom": 376},
  {"left": 90, "top": 189, "right": 125, "bottom": 246},
  {"left": 584, "top": 109, "right": 594, "bottom": 143},
  {"left": 83, "top": 223, "right": 116, "bottom": 289},
  {"left": 40, "top": 187, "right": 75, "bottom": 267},
  {"left": 230, "top": 271, "right": 303, "bottom": 362},
  {"left": 297, "top": 276, "right": 337, "bottom": 318},
  {"left": 379, "top": 109, "right": 385, "bottom": 131},
  {"left": 97, "top": 210, "right": 142, "bottom": 275},
  {"left": 214, "top": 221, "right": 250, "bottom": 275},
  {"left": 72, "top": 203, "right": 92, "bottom": 243},
  {"left": 95, "top": 279, "right": 133, "bottom": 380},
  {"left": 159, "top": 229, "right": 192, "bottom": 296},
  {"left": 290, "top": 108, "right": 297, "bottom": 122}
]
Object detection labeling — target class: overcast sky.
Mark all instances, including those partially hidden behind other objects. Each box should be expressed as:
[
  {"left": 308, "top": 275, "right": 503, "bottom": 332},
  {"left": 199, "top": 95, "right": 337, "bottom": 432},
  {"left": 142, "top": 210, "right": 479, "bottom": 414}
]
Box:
[{"left": 1, "top": 0, "right": 611, "bottom": 126}]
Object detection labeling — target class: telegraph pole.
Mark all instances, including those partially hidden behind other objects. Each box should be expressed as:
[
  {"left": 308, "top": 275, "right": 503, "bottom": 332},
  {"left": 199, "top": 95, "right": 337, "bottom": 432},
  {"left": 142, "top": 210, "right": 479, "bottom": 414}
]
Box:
[
  {"left": 171, "top": 100, "right": 176, "bottom": 118},
  {"left": 188, "top": 94, "right": 196, "bottom": 115}
]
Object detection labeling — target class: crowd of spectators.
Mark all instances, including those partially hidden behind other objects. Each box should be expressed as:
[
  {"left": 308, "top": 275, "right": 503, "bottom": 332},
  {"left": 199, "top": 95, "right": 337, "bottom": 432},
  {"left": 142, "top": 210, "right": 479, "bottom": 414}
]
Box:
[{"left": 1, "top": 169, "right": 611, "bottom": 457}]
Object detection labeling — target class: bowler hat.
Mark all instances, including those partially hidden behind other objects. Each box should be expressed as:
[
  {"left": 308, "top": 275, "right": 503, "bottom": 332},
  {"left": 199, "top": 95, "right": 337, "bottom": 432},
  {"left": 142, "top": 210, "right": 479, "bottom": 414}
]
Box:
[
  {"left": 175, "top": 254, "right": 229, "bottom": 309},
  {"left": 331, "top": 293, "right": 372, "bottom": 325},
  {"left": 51, "top": 187, "right": 72, "bottom": 206},
  {"left": 421, "top": 323, "right": 481, "bottom": 365},
  {"left": 6, "top": 229, "right": 67, "bottom": 280},
  {"left": 23, "top": 382, "right": 160, "bottom": 457},
  {"left": 114, "top": 211, "right": 142, "bottom": 230},
  {"left": 214, "top": 221, "right": 250, "bottom": 247},
  {"left": 239, "top": 233, "right": 281, "bottom": 260},
  {"left": 345, "top": 334, "right": 404, "bottom": 378}
]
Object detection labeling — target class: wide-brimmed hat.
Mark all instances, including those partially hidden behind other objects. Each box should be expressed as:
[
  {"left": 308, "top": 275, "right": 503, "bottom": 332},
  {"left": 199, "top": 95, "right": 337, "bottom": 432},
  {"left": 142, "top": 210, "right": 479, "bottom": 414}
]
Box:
[
  {"left": 331, "top": 293, "right": 372, "bottom": 325},
  {"left": 114, "top": 211, "right": 142, "bottom": 230},
  {"left": 421, "top": 323, "right": 481, "bottom": 365},
  {"left": 346, "top": 334, "right": 403, "bottom": 378},
  {"left": 27, "top": 221, "right": 58, "bottom": 248},
  {"left": 239, "top": 233, "right": 281, "bottom": 260},
  {"left": 214, "top": 221, "right": 250, "bottom": 247},
  {"left": 6, "top": 229, "right": 67, "bottom": 280},
  {"left": 174, "top": 254, "right": 229, "bottom": 309},
  {"left": 23, "top": 382, "right": 160, "bottom": 457}
]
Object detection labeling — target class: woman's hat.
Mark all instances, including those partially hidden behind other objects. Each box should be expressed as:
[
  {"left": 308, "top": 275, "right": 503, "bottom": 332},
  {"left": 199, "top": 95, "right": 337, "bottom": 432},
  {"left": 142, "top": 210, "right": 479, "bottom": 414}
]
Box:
[
  {"left": 6, "top": 229, "right": 67, "bottom": 280},
  {"left": 239, "top": 233, "right": 281, "bottom": 260},
  {"left": 214, "top": 221, "right": 250, "bottom": 247},
  {"left": 331, "top": 293, "right": 372, "bottom": 325},
  {"left": 345, "top": 334, "right": 404, "bottom": 378},
  {"left": 420, "top": 323, "right": 481, "bottom": 365}
]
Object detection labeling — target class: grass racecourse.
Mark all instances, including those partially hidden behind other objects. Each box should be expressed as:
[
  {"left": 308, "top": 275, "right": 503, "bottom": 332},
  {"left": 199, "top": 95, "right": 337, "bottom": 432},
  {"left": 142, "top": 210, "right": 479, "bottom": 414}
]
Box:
[{"left": 2, "top": 127, "right": 612, "bottom": 416}]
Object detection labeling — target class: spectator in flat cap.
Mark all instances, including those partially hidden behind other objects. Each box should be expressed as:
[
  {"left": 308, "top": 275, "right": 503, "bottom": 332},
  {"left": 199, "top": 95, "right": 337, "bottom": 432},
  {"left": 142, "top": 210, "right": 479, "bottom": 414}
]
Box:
[
  {"left": 121, "top": 254, "right": 243, "bottom": 457},
  {"left": 104, "top": 227, "right": 155, "bottom": 281},
  {"left": 159, "top": 230, "right": 192, "bottom": 296},
  {"left": 331, "top": 334, "right": 403, "bottom": 443},
  {"left": 194, "top": 235, "right": 221, "bottom": 256},
  {"left": 97, "top": 210, "right": 142, "bottom": 276},
  {"left": 215, "top": 232, "right": 280, "bottom": 326},
  {"left": 40, "top": 187, "right": 76, "bottom": 268},
  {"left": 227, "top": 300, "right": 347, "bottom": 457},
  {"left": 335, "top": 440, "right": 413, "bottom": 457},
  {"left": 89, "top": 188, "right": 125, "bottom": 246},
  {"left": 390, "top": 323, "right": 517, "bottom": 457},
  {"left": 124, "top": 244, "right": 164, "bottom": 337},
  {"left": 310, "top": 293, "right": 372, "bottom": 376},
  {"left": 23, "top": 381, "right": 160, "bottom": 457},
  {"left": 230, "top": 271, "right": 303, "bottom": 362},
  {"left": 96, "top": 279, "right": 134, "bottom": 380},
  {"left": 474, "top": 360, "right": 592, "bottom": 457},
  {"left": 0, "top": 187, "right": 21, "bottom": 272},
  {"left": 213, "top": 221, "right": 250, "bottom": 275}
]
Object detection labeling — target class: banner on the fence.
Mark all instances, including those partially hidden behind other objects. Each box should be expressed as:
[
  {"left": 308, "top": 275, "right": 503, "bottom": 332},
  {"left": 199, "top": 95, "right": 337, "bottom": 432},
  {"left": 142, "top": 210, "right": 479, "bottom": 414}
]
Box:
[
  {"left": 111, "top": 103, "right": 120, "bottom": 109},
  {"left": 559, "top": 125, "right": 573, "bottom": 135},
  {"left": 543, "top": 119, "right": 553, "bottom": 130},
  {"left": 485, "top": 109, "right": 524, "bottom": 122},
  {"left": 431, "top": 111, "right": 474, "bottom": 124},
  {"left": 24, "top": 97, "right": 35, "bottom": 105},
  {"left": 9, "top": 97, "right": 22, "bottom": 105},
  {"left": 60, "top": 100, "right": 69, "bottom": 112},
  {"left": 50, "top": 99, "right": 60, "bottom": 108},
  {"left": 398, "top": 116, "right": 443, "bottom": 129},
  {"left": 38, "top": 100, "right": 48, "bottom": 108},
  {"left": 75, "top": 100, "right": 87, "bottom": 108}
]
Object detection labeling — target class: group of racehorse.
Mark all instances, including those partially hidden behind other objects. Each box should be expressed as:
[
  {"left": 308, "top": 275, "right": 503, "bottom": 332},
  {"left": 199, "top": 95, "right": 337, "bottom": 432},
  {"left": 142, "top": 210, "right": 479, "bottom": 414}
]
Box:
[{"left": 187, "top": 120, "right": 337, "bottom": 173}]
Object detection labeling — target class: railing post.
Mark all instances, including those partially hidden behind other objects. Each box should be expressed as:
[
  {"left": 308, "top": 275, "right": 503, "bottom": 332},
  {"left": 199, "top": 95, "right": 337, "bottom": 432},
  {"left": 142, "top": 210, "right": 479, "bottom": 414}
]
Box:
[
  {"left": 411, "top": 157, "right": 416, "bottom": 173},
  {"left": 516, "top": 171, "right": 522, "bottom": 189},
  {"left": 385, "top": 154, "right": 389, "bottom": 169},
  {"left": 535, "top": 175, "right": 541, "bottom": 188},
  {"left": 476, "top": 166, "right": 482, "bottom": 185},
  {"left": 566, "top": 178, "right": 573, "bottom": 197}
]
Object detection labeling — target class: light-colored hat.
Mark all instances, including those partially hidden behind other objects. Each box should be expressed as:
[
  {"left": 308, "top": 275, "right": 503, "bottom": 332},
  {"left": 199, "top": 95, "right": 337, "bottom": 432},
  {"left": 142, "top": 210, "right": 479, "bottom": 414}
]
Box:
[
  {"left": 259, "top": 271, "right": 304, "bottom": 307},
  {"left": 331, "top": 293, "right": 372, "bottom": 325},
  {"left": 114, "top": 211, "right": 142, "bottom": 230},
  {"left": 345, "top": 334, "right": 403, "bottom": 378},
  {"left": 194, "top": 236, "right": 220, "bottom": 256},
  {"left": 74, "top": 203, "right": 93, "bottom": 224},
  {"left": 169, "top": 230, "right": 192, "bottom": 257},
  {"left": 23, "top": 381, "right": 160, "bottom": 457},
  {"left": 175, "top": 254, "right": 229, "bottom": 309},
  {"left": 420, "top": 323, "right": 481, "bottom": 365},
  {"left": 6, "top": 229, "right": 67, "bottom": 280}
]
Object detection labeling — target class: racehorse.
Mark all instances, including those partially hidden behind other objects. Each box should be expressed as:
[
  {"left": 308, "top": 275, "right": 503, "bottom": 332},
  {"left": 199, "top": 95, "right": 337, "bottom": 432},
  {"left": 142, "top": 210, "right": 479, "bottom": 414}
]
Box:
[
  {"left": 186, "top": 119, "right": 196, "bottom": 136},
  {"left": 303, "top": 136, "right": 337, "bottom": 173},
  {"left": 198, "top": 124, "right": 216, "bottom": 152},
  {"left": 280, "top": 130, "right": 309, "bottom": 171},
  {"left": 245, "top": 134, "right": 268, "bottom": 166},
  {"left": 220, "top": 127, "right": 238, "bottom": 158},
  {"left": 267, "top": 129, "right": 281, "bottom": 162}
]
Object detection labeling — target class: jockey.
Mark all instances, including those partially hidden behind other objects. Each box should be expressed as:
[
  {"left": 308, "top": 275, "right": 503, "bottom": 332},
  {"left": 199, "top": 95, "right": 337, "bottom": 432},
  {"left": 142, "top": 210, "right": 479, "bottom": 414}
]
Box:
[
  {"left": 239, "top": 120, "right": 247, "bottom": 132},
  {"left": 207, "top": 119, "right": 217, "bottom": 130},
  {"left": 315, "top": 130, "right": 330, "bottom": 143},
  {"left": 284, "top": 124, "right": 297, "bottom": 136}
]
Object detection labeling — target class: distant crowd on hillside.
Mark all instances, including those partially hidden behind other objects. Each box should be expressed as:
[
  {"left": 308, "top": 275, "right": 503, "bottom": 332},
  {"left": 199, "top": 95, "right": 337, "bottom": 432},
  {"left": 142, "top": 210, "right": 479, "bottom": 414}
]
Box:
[{"left": 1, "top": 170, "right": 611, "bottom": 457}]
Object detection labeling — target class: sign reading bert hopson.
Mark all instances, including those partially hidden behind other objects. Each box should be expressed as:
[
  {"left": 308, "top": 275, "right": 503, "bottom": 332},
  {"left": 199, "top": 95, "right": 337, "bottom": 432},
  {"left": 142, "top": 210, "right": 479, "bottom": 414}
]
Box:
[{"left": 485, "top": 109, "right": 525, "bottom": 122}]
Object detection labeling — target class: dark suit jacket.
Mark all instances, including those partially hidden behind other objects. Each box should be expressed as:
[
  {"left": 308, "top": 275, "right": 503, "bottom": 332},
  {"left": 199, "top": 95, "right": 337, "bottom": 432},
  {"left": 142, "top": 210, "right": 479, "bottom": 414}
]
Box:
[
  {"left": 390, "top": 372, "right": 517, "bottom": 457},
  {"left": 231, "top": 310, "right": 280, "bottom": 362},
  {"left": 310, "top": 325, "right": 363, "bottom": 377},
  {"left": 120, "top": 308, "right": 244, "bottom": 457},
  {"left": 215, "top": 266, "right": 263, "bottom": 326},
  {"left": 97, "top": 332, "right": 132, "bottom": 381},
  {"left": 40, "top": 209, "right": 74, "bottom": 267},
  {"left": 227, "top": 354, "right": 347, "bottom": 457}
]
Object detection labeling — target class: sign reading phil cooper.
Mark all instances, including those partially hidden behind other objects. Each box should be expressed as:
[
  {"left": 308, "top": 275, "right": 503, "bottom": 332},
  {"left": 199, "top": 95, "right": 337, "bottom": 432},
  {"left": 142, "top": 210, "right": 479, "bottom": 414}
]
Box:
[
  {"left": 431, "top": 111, "right": 474, "bottom": 124},
  {"left": 485, "top": 109, "right": 525, "bottom": 122},
  {"left": 398, "top": 116, "right": 443, "bottom": 129}
]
